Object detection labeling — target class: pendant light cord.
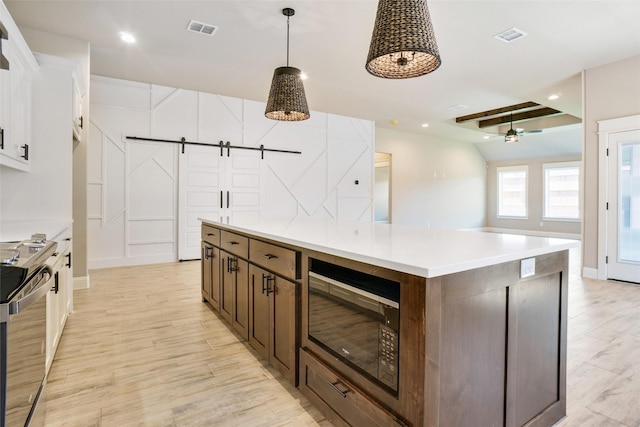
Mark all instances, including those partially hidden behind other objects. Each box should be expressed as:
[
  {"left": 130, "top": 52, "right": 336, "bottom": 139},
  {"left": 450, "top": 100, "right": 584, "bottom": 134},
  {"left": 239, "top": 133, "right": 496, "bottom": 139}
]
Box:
[{"left": 286, "top": 14, "right": 290, "bottom": 67}]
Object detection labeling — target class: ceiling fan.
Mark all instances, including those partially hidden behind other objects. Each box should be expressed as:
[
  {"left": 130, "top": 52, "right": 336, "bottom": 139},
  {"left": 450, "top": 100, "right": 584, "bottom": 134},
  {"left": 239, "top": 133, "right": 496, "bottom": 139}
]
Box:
[{"left": 491, "top": 112, "right": 543, "bottom": 143}]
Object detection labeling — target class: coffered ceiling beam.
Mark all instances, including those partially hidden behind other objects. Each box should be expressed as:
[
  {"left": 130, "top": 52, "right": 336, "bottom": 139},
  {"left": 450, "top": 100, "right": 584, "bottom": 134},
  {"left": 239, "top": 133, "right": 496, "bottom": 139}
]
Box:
[
  {"left": 455, "top": 101, "right": 539, "bottom": 123},
  {"left": 478, "top": 107, "right": 561, "bottom": 128}
]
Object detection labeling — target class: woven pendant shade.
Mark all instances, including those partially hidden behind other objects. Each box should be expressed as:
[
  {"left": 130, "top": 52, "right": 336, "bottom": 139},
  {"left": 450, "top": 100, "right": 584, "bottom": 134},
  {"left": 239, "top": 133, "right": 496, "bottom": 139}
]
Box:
[
  {"left": 265, "top": 66, "right": 310, "bottom": 121},
  {"left": 265, "top": 8, "right": 310, "bottom": 121},
  {"left": 366, "top": 0, "right": 442, "bottom": 79}
]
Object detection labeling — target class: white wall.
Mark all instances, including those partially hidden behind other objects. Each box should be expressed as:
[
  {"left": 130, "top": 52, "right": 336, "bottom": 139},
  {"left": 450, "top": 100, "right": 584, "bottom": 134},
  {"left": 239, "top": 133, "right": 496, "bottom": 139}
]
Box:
[
  {"left": 375, "top": 127, "right": 486, "bottom": 229},
  {"left": 88, "top": 75, "right": 374, "bottom": 268},
  {"left": 583, "top": 55, "right": 640, "bottom": 272}
]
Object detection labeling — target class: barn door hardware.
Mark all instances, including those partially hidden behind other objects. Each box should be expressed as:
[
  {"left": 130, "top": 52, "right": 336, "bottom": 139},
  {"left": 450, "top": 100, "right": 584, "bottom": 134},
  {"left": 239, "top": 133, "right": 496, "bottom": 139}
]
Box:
[{"left": 125, "top": 136, "right": 301, "bottom": 159}]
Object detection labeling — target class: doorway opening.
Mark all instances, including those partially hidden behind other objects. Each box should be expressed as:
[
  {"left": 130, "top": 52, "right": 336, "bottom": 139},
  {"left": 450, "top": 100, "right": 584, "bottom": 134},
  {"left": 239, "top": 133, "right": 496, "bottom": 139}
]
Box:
[{"left": 375, "top": 152, "right": 391, "bottom": 223}]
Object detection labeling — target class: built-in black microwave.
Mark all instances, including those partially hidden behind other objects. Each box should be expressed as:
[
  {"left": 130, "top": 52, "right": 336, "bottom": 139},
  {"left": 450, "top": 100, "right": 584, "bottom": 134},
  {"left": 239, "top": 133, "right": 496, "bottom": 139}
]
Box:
[{"left": 308, "top": 259, "right": 400, "bottom": 393}]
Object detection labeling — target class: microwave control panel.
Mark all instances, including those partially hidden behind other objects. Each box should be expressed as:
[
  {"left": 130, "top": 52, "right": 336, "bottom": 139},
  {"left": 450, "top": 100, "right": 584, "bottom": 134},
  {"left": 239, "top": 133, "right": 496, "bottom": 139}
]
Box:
[{"left": 379, "top": 324, "right": 399, "bottom": 390}]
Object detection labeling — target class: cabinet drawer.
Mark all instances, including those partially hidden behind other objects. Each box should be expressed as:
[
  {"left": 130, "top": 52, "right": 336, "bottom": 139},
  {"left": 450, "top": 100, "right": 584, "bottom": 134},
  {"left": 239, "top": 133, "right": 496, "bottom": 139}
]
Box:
[
  {"left": 249, "top": 239, "right": 298, "bottom": 280},
  {"left": 220, "top": 230, "right": 248, "bottom": 258},
  {"left": 202, "top": 224, "right": 220, "bottom": 246},
  {"left": 299, "top": 350, "right": 403, "bottom": 427}
]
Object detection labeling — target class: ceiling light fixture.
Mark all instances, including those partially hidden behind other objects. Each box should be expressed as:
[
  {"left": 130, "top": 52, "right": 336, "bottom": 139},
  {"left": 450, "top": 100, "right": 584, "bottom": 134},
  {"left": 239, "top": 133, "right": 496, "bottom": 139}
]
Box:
[
  {"left": 265, "top": 7, "right": 309, "bottom": 121},
  {"left": 119, "top": 32, "right": 136, "bottom": 43},
  {"left": 548, "top": 94, "right": 559, "bottom": 100},
  {"left": 366, "top": 0, "right": 442, "bottom": 79},
  {"left": 422, "top": 123, "right": 429, "bottom": 128},
  {"left": 505, "top": 112, "right": 519, "bottom": 143}
]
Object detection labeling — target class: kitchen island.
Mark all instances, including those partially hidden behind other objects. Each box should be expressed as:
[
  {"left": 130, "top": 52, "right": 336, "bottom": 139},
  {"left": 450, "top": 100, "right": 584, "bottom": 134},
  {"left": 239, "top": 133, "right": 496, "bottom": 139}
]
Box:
[{"left": 200, "top": 217, "right": 578, "bottom": 427}]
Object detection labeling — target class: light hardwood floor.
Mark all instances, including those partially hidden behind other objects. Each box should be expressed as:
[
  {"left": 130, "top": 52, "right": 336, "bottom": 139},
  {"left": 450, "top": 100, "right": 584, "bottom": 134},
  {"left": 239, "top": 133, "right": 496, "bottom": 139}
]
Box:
[{"left": 42, "top": 247, "right": 639, "bottom": 427}]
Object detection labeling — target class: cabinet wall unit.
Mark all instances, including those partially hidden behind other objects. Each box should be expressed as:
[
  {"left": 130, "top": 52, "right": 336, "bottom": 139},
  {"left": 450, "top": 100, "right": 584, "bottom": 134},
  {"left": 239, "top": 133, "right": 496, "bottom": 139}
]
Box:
[
  {"left": 200, "top": 223, "right": 300, "bottom": 385},
  {"left": 0, "top": 2, "right": 38, "bottom": 171},
  {"left": 46, "top": 227, "right": 73, "bottom": 373}
]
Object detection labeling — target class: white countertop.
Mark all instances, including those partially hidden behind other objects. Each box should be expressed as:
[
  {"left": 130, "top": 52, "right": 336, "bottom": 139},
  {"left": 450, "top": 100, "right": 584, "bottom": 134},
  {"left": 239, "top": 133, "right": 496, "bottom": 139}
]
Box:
[
  {"left": 0, "top": 219, "right": 73, "bottom": 243},
  {"left": 200, "top": 217, "right": 579, "bottom": 278}
]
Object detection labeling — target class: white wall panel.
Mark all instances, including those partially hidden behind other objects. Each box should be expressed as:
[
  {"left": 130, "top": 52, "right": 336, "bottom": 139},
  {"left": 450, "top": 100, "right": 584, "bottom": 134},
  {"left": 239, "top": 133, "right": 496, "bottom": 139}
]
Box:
[
  {"left": 152, "top": 87, "right": 198, "bottom": 140},
  {"left": 198, "top": 93, "right": 243, "bottom": 136},
  {"left": 129, "top": 219, "right": 174, "bottom": 242},
  {"left": 91, "top": 75, "right": 150, "bottom": 110},
  {"left": 90, "top": 76, "right": 374, "bottom": 267}
]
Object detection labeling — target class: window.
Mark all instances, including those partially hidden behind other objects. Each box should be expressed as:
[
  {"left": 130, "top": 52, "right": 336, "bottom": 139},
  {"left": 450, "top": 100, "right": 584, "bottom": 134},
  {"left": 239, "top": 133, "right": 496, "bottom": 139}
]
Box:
[
  {"left": 497, "top": 166, "right": 528, "bottom": 218},
  {"left": 543, "top": 161, "right": 581, "bottom": 220}
]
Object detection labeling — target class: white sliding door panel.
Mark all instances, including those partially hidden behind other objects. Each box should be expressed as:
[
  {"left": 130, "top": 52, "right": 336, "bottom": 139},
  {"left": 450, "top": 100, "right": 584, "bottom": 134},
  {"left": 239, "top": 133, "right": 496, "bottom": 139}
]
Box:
[{"left": 178, "top": 144, "right": 224, "bottom": 260}]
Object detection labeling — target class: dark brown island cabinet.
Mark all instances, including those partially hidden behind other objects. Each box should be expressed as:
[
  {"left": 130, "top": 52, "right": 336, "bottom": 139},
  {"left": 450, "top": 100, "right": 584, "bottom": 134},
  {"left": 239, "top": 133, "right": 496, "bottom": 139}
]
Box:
[{"left": 200, "top": 219, "right": 577, "bottom": 427}]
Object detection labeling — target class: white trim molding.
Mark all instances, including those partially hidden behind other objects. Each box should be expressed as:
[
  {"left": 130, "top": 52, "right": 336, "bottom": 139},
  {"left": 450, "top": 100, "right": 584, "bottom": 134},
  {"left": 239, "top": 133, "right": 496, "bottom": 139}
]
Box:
[
  {"left": 73, "top": 275, "right": 91, "bottom": 290},
  {"left": 597, "top": 114, "right": 640, "bottom": 281}
]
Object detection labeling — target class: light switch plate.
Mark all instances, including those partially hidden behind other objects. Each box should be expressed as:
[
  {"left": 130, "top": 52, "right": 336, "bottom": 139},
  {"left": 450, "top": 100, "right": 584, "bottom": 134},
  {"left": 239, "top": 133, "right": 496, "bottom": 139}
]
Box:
[{"left": 520, "top": 257, "right": 535, "bottom": 278}]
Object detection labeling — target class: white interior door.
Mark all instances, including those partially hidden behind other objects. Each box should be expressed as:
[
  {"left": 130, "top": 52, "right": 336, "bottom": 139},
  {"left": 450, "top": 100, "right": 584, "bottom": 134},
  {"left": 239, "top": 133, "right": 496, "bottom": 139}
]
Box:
[
  {"left": 178, "top": 144, "right": 224, "bottom": 260},
  {"left": 606, "top": 130, "right": 640, "bottom": 283}
]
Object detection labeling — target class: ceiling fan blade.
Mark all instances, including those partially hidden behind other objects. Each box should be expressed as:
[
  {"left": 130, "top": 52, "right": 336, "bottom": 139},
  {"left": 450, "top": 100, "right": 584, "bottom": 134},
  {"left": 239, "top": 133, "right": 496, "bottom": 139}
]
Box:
[{"left": 519, "top": 129, "right": 543, "bottom": 134}]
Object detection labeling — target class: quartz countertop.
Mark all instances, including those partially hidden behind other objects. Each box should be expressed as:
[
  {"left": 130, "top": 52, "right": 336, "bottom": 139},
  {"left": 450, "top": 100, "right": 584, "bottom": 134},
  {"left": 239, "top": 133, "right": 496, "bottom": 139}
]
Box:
[
  {"left": 200, "top": 217, "right": 579, "bottom": 278},
  {"left": 0, "top": 219, "right": 73, "bottom": 243}
]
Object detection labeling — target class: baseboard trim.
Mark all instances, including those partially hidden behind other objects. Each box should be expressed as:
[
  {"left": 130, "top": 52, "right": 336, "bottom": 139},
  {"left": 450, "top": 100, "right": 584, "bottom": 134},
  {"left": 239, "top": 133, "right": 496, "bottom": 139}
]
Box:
[
  {"left": 582, "top": 267, "right": 599, "bottom": 280},
  {"left": 73, "top": 275, "right": 90, "bottom": 290}
]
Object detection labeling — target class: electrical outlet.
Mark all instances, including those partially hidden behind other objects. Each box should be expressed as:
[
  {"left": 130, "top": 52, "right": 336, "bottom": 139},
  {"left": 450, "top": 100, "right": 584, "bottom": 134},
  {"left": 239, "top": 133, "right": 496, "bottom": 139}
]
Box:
[{"left": 520, "top": 257, "right": 535, "bottom": 278}]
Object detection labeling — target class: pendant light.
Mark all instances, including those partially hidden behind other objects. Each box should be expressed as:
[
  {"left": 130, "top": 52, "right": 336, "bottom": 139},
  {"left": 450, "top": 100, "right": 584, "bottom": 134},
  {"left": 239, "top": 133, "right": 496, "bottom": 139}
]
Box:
[
  {"left": 366, "top": 0, "right": 442, "bottom": 79},
  {"left": 505, "top": 113, "right": 519, "bottom": 143},
  {"left": 265, "top": 8, "right": 310, "bottom": 121}
]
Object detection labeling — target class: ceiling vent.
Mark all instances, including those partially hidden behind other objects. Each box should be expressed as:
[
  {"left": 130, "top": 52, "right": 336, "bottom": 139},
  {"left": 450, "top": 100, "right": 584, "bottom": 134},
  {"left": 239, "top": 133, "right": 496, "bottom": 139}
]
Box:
[
  {"left": 494, "top": 27, "right": 528, "bottom": 43},
  {"left": 187, "top": 19, "right": 218, "bottom": 36}
]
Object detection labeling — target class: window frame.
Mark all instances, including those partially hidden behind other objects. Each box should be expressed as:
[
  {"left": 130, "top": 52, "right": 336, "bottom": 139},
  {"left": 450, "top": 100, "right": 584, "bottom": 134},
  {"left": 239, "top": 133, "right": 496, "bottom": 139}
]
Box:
[
  {"left": 542, "top": 161, "right": 582, "bottom": 222},
  {"left": 497, "top": 165, "right": 529, "bottom": 219}
]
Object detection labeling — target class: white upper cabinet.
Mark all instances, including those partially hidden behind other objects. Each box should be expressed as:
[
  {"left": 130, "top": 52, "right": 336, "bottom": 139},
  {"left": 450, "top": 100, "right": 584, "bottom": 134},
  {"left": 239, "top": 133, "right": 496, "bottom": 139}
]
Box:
[{"left": 0, "top": 2, "right": 38, "bottom": 171}]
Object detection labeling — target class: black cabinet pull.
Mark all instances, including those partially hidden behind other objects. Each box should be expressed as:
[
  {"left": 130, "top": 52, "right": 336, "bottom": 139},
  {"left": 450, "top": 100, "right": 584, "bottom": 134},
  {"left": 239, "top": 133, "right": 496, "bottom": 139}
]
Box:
[
  {"left": 220, "top": 190, "right": 223, "bottom": 209},
  {"left": 20, "top": 144, "right": 29, "bottom": 160},
  {"left": 226, "top": 191, "right": 230, "bottom": 209},
  {"left": 0, "top": 127, "right": 4, "bottom": 150},
  {"left": 79, "top": 116, "right": 83, "bottom": 129},
  {"left": 228, "top": 241, "right": 239, "bottom": 246},
  {"left": 52, "top": 271, "right": 59, "bottom": 294},
  {"left": 328, "top": 381, "right": 349, "bottom": 398},
  {"left": 204, "top": 246, "right": 212, "bottom": 260},
  {"left": 65, "top": 252, "right": 71, "bottom": 268},
  {"left": 227, "top": 257, "right": 238, "bottom": 273},
  {"left": 263, "top": 253, "right": 277, "bottom": 260},
  {"left": 262, "top": 274, "right": 274, "bottom": 296}
]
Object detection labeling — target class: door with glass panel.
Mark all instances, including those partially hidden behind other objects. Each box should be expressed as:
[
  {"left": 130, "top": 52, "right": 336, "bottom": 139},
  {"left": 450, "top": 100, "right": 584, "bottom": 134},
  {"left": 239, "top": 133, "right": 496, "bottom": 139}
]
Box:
[{"left": 607, "top": 130, "right": 640, "bottom": 283}]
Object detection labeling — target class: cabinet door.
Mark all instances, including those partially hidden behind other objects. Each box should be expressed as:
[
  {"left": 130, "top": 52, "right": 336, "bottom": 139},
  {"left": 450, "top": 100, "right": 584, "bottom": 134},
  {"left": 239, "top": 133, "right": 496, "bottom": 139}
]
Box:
[
  {"left": 248, "top": 264, "right": 270, "bottom": 359},
  {"left": 232, "top": 257, "right": 249, "bottom": 340},
  {"left": 220, "top": 250, "right": 234, "bottom": 323},
  {"left": 270, "top": 275, "right": 296, "bottom": 382},
  {"left": 209, "top": 247, "right": 221, "bottom": 311},
  {"left": 201, "top": 243, "right": 212, "bottom": 302}
]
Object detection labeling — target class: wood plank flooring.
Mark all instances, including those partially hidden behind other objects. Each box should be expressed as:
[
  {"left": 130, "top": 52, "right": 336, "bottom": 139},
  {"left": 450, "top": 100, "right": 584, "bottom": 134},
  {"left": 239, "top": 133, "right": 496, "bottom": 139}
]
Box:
[{"left": 42, "top": 247, "right": 639, "bottom": 426}]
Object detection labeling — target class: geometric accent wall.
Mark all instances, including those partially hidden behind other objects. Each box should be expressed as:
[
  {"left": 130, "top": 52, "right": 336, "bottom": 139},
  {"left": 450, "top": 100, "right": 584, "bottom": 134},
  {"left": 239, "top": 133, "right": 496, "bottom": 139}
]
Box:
[{"left": 88, "top": 75, "right": 374, "bottom": 268}]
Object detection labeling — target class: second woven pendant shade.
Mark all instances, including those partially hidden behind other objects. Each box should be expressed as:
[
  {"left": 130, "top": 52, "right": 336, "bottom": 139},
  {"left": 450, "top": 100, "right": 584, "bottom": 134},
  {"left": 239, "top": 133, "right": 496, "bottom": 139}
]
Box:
[{"left": 366, "top": 0, "right": 442, "bottom": 79}]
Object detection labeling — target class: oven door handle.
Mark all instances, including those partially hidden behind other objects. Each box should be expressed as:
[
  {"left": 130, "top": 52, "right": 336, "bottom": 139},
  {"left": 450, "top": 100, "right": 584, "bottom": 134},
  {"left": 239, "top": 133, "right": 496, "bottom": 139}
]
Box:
[{"left": 8, "top": 266, "right": 53, "bottom": 316}]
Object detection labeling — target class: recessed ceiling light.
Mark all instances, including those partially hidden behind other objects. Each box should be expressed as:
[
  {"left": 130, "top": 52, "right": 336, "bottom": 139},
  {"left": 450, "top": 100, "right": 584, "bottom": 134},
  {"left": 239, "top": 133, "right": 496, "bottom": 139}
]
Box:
[
  {"left": 120, "top": 32, "right": 136, "bottom": 43},
  {"left": 422, "top": 123, "right": 429, "bottom": 128},
  {"left": 548, "top": 94, "right": 559, "bottom": 100},
  {"left": 483, "top": 136, "right": 490, "bottom": 140}
]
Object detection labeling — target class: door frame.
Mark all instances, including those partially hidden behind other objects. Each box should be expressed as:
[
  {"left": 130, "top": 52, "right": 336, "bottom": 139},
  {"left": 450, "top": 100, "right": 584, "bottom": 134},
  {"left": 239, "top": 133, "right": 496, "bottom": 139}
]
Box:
[{"left": 597, "top": 114, "right": 640, "bottom": 280}]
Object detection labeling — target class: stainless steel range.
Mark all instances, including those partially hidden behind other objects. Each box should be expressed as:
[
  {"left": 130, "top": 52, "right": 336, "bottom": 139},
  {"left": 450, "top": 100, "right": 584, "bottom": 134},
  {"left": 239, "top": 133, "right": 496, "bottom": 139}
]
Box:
[{"left": 0, "top": 235, "right": 57, "bottom": 427}]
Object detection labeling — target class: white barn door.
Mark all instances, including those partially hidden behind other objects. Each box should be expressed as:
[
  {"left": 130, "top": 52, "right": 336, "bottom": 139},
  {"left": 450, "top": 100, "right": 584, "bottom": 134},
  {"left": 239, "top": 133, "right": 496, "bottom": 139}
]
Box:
[{"left": 178, "top": 144, "right": 224, "bottom": 260}]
